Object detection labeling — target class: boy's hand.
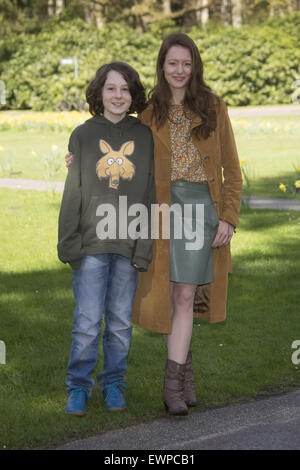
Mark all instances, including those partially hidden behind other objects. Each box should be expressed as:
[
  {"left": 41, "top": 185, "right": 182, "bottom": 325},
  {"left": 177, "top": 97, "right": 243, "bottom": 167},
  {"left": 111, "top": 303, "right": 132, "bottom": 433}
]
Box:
[{"left": 65, "top": 152, "right": 73, "bottom": 169}]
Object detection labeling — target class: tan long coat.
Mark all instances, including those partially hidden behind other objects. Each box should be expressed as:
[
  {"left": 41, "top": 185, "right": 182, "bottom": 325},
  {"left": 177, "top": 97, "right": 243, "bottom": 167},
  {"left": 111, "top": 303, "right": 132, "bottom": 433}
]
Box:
[{"left": 132, "top": 98, "right": 243, "bottom": 334}]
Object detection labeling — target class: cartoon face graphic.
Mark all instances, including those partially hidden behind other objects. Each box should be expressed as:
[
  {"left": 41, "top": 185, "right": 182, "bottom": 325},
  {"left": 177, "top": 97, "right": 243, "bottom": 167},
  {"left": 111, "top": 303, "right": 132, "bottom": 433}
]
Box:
[{"left": 96, "top": 139, "right": 135, "bottom": 190}]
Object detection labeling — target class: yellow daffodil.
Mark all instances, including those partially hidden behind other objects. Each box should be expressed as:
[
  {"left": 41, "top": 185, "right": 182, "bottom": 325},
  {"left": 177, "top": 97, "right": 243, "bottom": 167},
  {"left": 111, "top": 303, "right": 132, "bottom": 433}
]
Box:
[
  {"left": 240, "top": 159, "right": 246, "bottom": 165},
  {"left": 279, "top": 183, "right": 287, "bottom": 192},
  {"left": 0, "top": 111, "right": 88, "bottom": 132},
  {"left": 284, "top": 122, "right": 291, "bottom": 131},
  {"left": 0, "top": 145, "right": 4, "bottom": 152},
  {"left": 294, "top": 180, "right": 300, "bottom": 188}
]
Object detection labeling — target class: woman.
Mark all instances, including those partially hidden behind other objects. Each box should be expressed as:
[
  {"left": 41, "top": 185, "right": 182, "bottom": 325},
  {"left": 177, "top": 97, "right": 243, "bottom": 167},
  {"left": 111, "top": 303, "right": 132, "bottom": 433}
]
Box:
[
  {"left": 65, "top": 33, "right": 243, "bottom": 416},
  {"left": 131, "top": 33, "right": 242, "bottom": 415}
]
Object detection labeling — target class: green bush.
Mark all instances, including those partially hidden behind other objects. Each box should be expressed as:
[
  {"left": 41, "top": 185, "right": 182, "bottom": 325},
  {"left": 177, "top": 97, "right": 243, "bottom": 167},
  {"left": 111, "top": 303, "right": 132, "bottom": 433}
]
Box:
[{"left": 0, "top": 13, "right": 299, "bottom": 110}]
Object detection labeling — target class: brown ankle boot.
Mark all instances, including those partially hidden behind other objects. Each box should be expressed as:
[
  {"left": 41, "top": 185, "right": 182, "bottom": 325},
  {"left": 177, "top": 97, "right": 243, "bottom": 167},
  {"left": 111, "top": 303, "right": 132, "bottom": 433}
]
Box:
[
  {"left": 163, "top": 359, "right": 188, "bottom": 416},
  {"left": 183, "top": 351, "right": 197, "bottom": 407}
]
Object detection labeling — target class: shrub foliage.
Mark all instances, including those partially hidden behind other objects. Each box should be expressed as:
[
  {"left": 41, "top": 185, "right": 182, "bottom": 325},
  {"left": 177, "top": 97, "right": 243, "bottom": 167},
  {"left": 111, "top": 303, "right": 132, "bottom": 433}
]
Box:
[{"left": 0, "top": 13, "right": 299, "bottom": 110}]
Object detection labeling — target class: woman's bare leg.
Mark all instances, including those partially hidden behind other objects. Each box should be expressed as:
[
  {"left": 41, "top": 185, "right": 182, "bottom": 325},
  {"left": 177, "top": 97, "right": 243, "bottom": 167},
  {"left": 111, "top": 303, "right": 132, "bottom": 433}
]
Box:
[{"left": 166, "top": 281, "right": 197, "bottom": 364}]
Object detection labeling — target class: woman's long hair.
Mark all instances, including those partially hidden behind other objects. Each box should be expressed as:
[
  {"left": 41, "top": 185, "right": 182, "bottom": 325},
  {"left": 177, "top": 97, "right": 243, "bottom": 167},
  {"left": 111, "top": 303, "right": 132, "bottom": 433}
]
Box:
[
  {"left": 149, "top": 33, "right": 220, "bottom": 139},
  {"left": 86, "top": 62, "right": 147, "bottom": 116}
]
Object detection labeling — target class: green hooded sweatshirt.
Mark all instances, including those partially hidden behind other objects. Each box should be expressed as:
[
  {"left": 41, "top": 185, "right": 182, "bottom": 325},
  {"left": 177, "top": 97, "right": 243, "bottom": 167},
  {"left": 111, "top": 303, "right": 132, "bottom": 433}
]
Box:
[{"left": 57, "top": 114, "right": 155, "bottom": 271}]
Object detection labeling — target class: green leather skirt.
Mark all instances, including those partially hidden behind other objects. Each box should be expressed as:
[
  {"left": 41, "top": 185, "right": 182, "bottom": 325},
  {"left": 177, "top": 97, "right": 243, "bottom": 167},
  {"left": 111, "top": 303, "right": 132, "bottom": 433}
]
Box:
[{"left": 170, "top": 181, "right": 219, "bottom": 285}]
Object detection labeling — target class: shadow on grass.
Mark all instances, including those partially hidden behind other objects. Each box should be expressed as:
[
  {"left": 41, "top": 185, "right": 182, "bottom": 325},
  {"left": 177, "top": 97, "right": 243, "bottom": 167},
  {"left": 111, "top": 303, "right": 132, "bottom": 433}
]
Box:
[
  {"left": 0, "top": 271, "right": 158, "bottom": 370},
  {"left": 0, "top": 265, "right": 161, "bottom": 347},
  {"left": 0, "top": 266, "right": 166, "bottom": 449},
  {"left": 0, "top": 268, "right": 74, "bottom": 368},
  {"left": 236, "top": 208, "right": 300, "bottom": 234}
]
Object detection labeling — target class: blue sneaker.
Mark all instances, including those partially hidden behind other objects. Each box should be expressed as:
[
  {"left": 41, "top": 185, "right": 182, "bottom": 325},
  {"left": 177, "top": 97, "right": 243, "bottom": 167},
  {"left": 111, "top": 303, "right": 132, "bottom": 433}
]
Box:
[
  {"left": 103, "top": 382, "right": 128, "bottom": 411},
  {"left": 66, "top": 387, "right": 89, "bottom": 416}
]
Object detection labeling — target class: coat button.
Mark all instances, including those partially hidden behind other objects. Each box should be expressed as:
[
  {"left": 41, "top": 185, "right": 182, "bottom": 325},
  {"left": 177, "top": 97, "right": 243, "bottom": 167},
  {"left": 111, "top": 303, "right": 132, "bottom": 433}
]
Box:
[{"left": 209, "top": 177, "right": 214, "bottom": 183}]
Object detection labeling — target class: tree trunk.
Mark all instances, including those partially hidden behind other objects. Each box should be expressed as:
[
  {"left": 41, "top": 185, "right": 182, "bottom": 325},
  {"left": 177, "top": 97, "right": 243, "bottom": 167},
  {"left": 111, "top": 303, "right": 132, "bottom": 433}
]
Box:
[
  {"left": 56, "top": 0, "right": 64, "bottom": 15},
  {"left": 162, "top": 0, "right": 171, "bottom": 15},
  {"left": 83, "top": 4, "right": 92, "bottom": 25},
  {"left": 92, "top": 0, "right": 104, "bottom": 29},
  {"left": 221, "top": 0, "right": 233, "bottom": 25},
  {"left": 231, "top": 0, "right": 242, "bottom": 27},
  {"left": 201, "top": 0, "right": 210, "bottom": 24},
  {"left": 195, "top": 0, "right": 209, "bottom": 25},
  {"left": 183, "top": 0, "right": 213, "bottom": 27},
  {"left": 48, "top": 0, "right": 55, "bottom": 17}
]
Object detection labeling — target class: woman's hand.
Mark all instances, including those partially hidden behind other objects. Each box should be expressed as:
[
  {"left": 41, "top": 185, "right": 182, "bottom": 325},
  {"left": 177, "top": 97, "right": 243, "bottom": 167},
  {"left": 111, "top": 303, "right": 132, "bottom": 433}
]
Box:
[
  {"left": 212, "top": 220, "right": 234, "bottom": 248},
  {"left": 65, "top": 152, "right": 73, "bottom": 169}
]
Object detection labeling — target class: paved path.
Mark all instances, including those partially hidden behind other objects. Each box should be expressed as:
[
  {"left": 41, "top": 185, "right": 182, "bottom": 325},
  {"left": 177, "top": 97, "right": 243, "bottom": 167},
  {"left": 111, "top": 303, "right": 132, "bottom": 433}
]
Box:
[
  {"left": 242, "top": 195, "right": 300, "bottom": 211},
  {"left": 1, "top": 177, "right": 300, "bottom": 211},
  {"left": 0, "top": 177, "right": 64, "bottom": 193},
  {"left": 54, "top": 388, "right": 300, "bottom": 450},
  {"left": 228, "top": 104, "right": 300, "bottom": 117}
]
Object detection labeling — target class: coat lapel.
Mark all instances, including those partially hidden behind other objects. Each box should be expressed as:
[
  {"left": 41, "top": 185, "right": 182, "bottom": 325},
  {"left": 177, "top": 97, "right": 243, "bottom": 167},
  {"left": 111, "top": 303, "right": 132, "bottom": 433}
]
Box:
[
  {"left": 191, "top": 114, "right": 203, "bottom": 129},
  {"left": 190, "top": 115, "right": 214, "bottom": 156},
  {"left": 154, "top": 118, "right": 171, "bottom": 153},
  {"left": 154, "top": 112, "right": 203, "bottom": 153}
]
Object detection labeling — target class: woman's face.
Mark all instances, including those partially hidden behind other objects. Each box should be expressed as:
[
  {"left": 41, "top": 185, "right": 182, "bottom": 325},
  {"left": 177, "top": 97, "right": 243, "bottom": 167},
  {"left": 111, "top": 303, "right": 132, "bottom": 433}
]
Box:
[
  {"left": 102, "top": 70, "right": 132, "bottom": 123},
  {"left": 163, "top": 45, "right": 192, "bottom": 94}
]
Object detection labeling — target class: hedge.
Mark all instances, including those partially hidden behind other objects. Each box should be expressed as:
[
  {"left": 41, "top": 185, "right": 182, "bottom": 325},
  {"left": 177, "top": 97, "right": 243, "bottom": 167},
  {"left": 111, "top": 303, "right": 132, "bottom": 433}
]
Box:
[{"left": 0, "top": 13, "right": 299, "bottom": 110}]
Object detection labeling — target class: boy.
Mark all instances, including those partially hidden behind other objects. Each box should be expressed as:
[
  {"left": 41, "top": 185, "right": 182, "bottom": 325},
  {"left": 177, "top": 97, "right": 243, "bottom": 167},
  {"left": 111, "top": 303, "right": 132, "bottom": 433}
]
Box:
[{"left": 58, "top": 62, "right": 154, "bottom": 416}]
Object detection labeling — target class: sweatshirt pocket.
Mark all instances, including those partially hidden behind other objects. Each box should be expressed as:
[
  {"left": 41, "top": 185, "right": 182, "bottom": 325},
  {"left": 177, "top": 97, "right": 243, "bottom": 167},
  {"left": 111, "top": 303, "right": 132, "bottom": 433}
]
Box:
[{"left": 80, "top": 195, "right": 114, "bottom": 246}]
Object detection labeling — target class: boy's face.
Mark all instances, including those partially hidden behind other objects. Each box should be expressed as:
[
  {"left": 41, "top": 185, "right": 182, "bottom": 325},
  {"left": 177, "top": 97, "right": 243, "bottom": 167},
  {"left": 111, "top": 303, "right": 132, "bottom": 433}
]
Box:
[{"left": 102, "top": 70, "right": 132, "bottom": 123}]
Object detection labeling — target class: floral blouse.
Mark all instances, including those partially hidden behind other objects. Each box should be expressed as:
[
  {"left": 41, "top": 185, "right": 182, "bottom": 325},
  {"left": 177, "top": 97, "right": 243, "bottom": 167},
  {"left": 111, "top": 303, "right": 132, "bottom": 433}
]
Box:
[{"left": 168, "top": 104, "right": 207, "bottom": 183}]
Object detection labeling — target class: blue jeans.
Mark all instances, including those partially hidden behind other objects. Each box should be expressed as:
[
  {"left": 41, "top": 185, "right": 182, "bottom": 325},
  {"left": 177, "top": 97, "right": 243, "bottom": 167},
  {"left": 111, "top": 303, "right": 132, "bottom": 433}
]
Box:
[{"left": 66, "top": 254, "right": 138, "bottom": 396}]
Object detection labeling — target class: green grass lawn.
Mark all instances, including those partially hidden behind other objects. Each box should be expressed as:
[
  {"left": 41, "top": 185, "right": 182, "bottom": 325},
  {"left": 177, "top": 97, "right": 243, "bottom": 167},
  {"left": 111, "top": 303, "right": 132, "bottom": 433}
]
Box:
[
  {"left": 232, "top": 116, "right": 300, "bottom": 199},
  {"left": 0, "top": 188, "right": 299, "bottom": 449},
  {"left": 0, "top": 130, "right": 69, "bottom": 182},
  {"left": 0, "top": 111, "right": 300, "bottom": 199}
]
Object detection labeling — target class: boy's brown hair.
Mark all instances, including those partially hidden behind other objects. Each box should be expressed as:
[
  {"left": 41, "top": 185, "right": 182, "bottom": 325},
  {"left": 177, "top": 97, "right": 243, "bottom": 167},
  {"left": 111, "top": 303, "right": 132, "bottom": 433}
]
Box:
[{"left": 86, "top": 62, "right": 147, "bottom": 116}]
